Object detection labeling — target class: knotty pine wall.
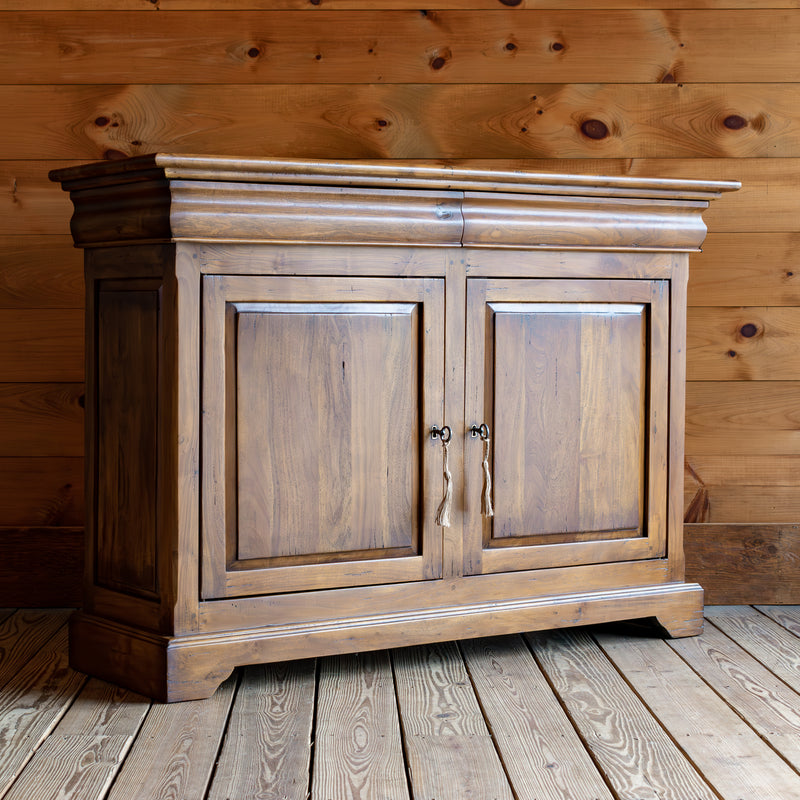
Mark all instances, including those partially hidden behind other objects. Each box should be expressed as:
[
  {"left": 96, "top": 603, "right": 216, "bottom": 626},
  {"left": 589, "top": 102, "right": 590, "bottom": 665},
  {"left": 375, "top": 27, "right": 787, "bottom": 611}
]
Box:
[{"left": 2, "top": 1, "right": 798, "bottom": 605}]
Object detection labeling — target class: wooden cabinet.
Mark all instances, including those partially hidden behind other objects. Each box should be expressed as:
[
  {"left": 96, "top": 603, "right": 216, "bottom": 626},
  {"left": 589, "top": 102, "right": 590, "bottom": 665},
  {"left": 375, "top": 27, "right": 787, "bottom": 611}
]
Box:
[{"left": 50, "top": 155, "right": 738, "bottom": 702}]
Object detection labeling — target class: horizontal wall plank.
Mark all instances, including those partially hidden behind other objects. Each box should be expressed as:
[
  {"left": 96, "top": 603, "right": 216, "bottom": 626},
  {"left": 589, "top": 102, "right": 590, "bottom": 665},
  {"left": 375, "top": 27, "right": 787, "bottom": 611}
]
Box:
[
  {"left": 8, "top": 159, "right": 799, "bottom": 235},
  {"left": 685, "top": 486, "right": 800, "bottom": 524},
  {"left": 689, "top": 233, "right": 800, "bottom": 307},
  {"left": 685, "top": 381, "right": 800, "bottom": 455},
  {"left": 5, "top": 84, "right": 800, "bottom": 160},
  {"left": 0, "top": 310, "right": 83, "bottom": 381},
  {"left": 0, "top": 383, "right": 83, "bottom": 457},
  {"left": 684, "top": 455, "right": 800, "bottom": 524},
  {"left": 685, "top": 524, "right": 800, "bottom": 604},
  {"left": 3, "top": 11, "right": 800, "bottom": 84},
  {"left": 0, "top": 237, "right": 83, "bottom": 308},
  {"left": 0, "top": 528, "right": 81, "bottom": 607},
  {"left": 686, "top": 454, "right": 800, "bottom": 489},
  {"left": 4, "top": 2, "right": 800, "bottom": 10},
  {"left": 0, "top": 457, "right": 83, "bottom": 526},
  {"left": 687, "top": 307, "right": 800, "bottom": 381}
]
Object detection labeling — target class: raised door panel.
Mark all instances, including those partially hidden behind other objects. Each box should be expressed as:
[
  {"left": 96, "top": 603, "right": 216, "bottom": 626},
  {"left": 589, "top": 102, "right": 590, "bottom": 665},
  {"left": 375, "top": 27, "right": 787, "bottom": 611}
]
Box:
[
  {"left": 202, "top": 275, "right": 444, "bottom": 598},
  {"left": 464, "top": 279, "right": 669, "bottom": 576}
]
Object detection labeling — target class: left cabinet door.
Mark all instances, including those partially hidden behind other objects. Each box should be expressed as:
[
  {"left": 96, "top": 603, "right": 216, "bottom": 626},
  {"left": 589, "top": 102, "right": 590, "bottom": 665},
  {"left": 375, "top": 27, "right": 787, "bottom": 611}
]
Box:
[{"left": 201, "top": 275, "right": 445, "bottom": 599}]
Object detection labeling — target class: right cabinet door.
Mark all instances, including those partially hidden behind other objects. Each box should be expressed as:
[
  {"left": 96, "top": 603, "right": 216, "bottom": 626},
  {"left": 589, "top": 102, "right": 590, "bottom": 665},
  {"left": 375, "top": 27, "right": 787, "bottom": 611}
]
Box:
[{"left": 464, "top": 278, "right": 670, "bottom": 575}]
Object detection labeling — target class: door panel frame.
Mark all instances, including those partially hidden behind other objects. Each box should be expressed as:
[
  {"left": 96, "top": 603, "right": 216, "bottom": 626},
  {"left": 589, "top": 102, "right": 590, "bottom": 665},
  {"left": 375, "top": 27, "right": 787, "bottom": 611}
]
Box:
[
  {"left": 201, "top": 275, "right": 445, "bottom": 598},
  {"left": 464, "top": 278, "right": 669, "bottom": 576}
]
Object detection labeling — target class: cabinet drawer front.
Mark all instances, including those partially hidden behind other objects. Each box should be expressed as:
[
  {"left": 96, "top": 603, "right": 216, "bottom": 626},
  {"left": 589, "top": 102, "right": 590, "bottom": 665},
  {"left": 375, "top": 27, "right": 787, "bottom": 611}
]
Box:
[
  {"left": 465, "top": 278, "right": 669, "bottom": 575},
  {"left": 201, "top": 276, "right": 444, "bottom": 598}
]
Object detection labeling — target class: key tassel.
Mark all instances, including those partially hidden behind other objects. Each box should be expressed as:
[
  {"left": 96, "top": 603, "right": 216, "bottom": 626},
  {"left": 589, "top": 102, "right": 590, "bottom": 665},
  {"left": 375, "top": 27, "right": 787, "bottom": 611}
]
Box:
[
  {"left": 435, "top": 438, "right": 453, "bottom": 527},
  {"left": 481, "top": 433, "right": 494, "bottom": 518}
]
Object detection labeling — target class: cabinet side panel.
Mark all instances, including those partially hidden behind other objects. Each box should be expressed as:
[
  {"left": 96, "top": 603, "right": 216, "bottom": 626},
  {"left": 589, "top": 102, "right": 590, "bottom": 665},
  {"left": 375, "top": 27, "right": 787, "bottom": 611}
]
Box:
[{"left": 95, "top": 287, "right": 160, "bottom": 597}]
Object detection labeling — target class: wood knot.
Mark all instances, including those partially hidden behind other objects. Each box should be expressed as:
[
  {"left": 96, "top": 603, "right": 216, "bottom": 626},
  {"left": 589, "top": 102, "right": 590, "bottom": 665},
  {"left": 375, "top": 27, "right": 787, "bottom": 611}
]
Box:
[
  {"left": 550, "top": 42, "right": 565, "bottom": 52},
  {"left": 660, "top": 72, "right": 676, "bottom": 84},
  {"left": 505, "top": 42, "right": 517, "bottom": 51},
  {"left": 580, "top": 119, "right": 609, "bottom": 140},
  {"left": 724, "top": 114, "right": 748, "bottom": 130},
  {"left": 247, "top": 47, "right": 261, "bottom": 58},
  {"left": 103, "top": 149, "right": 128, "bottom": 160},
  {"left": 739, "top": 323, "right": 758, "bottom": 338},
  {"left": 431, "top": 56, "right": 447, "bottom": 70},
  {"left": 94, "top": 116, "right": 110, "bottom": 127}
]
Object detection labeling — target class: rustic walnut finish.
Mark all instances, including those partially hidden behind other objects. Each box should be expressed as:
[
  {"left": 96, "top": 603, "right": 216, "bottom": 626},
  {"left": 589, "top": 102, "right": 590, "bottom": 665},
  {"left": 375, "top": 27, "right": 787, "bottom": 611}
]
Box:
[{"left": 50, "top": 154, "right": 738, "bottom": 702}]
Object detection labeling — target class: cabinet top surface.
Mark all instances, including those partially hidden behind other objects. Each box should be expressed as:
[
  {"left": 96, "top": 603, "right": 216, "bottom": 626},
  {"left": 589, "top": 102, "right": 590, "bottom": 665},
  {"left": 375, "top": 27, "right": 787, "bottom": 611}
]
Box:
[{"left": 49, "top": 152, "right": 739, "bottom": 201}]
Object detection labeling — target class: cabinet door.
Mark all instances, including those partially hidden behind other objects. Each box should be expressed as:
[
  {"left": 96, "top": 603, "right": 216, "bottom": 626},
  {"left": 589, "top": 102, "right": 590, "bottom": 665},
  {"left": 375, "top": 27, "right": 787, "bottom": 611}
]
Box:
[
  {"left": 202, "top": 276, "right": 444, "bottom": 598},
  {"left": 464, "top": 279, "right": 669, "bottom": 575}
]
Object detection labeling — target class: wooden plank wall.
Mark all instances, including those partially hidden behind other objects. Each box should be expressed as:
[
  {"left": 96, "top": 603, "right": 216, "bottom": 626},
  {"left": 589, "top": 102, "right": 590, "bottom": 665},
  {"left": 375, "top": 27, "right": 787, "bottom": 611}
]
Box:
[{"left": 1, "top": 0, "right": 798, "bottom": 605}]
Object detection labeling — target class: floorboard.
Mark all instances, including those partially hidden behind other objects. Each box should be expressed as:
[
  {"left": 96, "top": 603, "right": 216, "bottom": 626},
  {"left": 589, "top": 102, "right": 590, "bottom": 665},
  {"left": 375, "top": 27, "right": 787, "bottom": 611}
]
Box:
[{"left": 0, "top": 608, "right": 798, "bottom": 799}]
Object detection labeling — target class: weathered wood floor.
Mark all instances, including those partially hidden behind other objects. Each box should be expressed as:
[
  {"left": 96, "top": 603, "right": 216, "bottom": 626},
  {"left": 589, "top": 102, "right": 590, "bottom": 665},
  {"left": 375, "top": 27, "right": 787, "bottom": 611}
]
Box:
[{"left": 0, "top": 607, "right": 799, "bottom": 799}]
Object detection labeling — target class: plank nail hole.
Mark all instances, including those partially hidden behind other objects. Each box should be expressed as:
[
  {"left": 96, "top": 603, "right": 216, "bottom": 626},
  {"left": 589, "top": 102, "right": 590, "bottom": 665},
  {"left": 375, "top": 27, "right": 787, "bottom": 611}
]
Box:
[
  {"left": 537, "top": 109, "right": 543, "bottom": 115},
  {"left": 728, "top": 350, "right": 737, "bottom": 358},
  {"left": 724, "top": 115, "right": 748, "bottom": 130},
  {"left": 315, "top": 53, "right": 322, "bottom": 60},
  {"left": 739, "top": 323, "right": 758, "bottom": 337},
  {"left": 581, "top": 119, "right": 609, "bottom": 140},
  {"left": 498, "top": 0, "right": 523, "bottom": 5}
]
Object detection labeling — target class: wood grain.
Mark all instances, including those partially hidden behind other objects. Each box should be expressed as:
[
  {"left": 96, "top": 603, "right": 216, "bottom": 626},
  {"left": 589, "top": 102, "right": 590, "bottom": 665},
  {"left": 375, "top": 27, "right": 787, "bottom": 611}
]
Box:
[
  {"left": 105, "top": 675, "right": 236, "bottom": 800},
  {"left": 7, "top": 84, "right": 800, "bottom": 160},
  {"left": 704, "top": 606, "right": 800, "bottom": 694},
  {"left": 685, "top": 381, "right": 800, "bottom": 455},
  {"left": 0, "top": 383, "right": 83, "bottom": 457},
  {"left": 0, "top": 627, "right": 87, "bottom": 796},
  {"left": 4, "top": 0, "right": 800, "bottom": 9},
  {"left": 756, "top": 605, "right": 800, "bottom": 638},
  {"left": 3, "top": 679, "right": 149, "bottom": 800},
  {"left": 685, "top": 524, "right": 800, "bottom": 604},
  {"left": 0, "top": 236, "right": 83, "bottom": 308},
  {"left": 596, "top": 631, "right": 800, "bottom": 800},
  {"left": 208, "top": 661, "right": 315, "bottom": 800},
  {"left": 460, "top": 635, "right": 614, "bottom": 800},
  {"left": 0, "top": 528, "right": 83, "bottom": 607},
  {"left": 313, "top": 652, "right": 408, "bottom": 800},
  {"left": 0, "top": 608, "right": 72, "bottom": 690},
  {"left": 667, "top": 623, "right": 800, "bottom": 771},
  {"left": 528, "top": 628, "right": 717, "bottom": 800},
  {"left": 393, "top": 642, "right": 514, "bottom": 800},
  {"left": 688, "top": 233, "right": 800, "bottom": 307},
  {"left": 0, "top": 458, "right": 83, "bottom": 526},
  {"left": 687, "top": 307, "right": 800, "bottom": 381},
  {"left": 4, "top": 11, "right": 800, "bottom": 84},
  {"left": 0, "top": 310, "right": 83, "bottom": 381}
]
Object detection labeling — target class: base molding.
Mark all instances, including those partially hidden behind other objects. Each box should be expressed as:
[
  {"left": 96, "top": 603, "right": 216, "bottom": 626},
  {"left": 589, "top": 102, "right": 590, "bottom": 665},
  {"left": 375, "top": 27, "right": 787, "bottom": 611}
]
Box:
[{"left": 70, "top": 582, "right": 703, "bottom": 702}]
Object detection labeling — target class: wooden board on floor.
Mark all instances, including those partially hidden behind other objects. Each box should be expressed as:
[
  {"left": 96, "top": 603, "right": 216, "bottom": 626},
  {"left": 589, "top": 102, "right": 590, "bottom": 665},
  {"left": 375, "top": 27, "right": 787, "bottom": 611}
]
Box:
[
  {"left": 104, "top": 675, "right": 236, "bottom": 800},
  {"left": 2, "top": 679, "right": 149, "bottom": 800},
  {"left": 0, "top": 608, "right": 71, "bottom": 690},
  {"left": 393, "top": 642, "right": 514, "bottom": 800},
  {"left": 460, "top": 635, "right": 614, "bottom": 800},
  {"left": 0, "top": 626, "right": 87, "bottom": 796},
  {"left": 313, "top": 651, "right": 409, "bottom": 800},
  {"left": 208, "top": 661, "right": 316, "bottom": 800},
  {"left": 756, "top": 605, "right": 800, "bottom": 638},
  {"left": 667, "top": 623, "right": 800, "bottom": 771},
  {"left": 596, "top": 630, "right": 800, "bottom": 800},
  {"left": 704, "top": 606, "right": 800, "bottom": 694},
  {"left": 527, "top": 628, "right": 718, "bottom": 800}
]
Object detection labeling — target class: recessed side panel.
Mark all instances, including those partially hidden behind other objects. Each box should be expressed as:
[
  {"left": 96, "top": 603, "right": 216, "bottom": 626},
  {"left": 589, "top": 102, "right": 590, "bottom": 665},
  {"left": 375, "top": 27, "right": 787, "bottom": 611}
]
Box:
[
  {"left": 95, "top": 285, "right": 160, "bottom": 598},
  {"left": 235, "top": 304, "right": 418, "bottom": 564}
]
